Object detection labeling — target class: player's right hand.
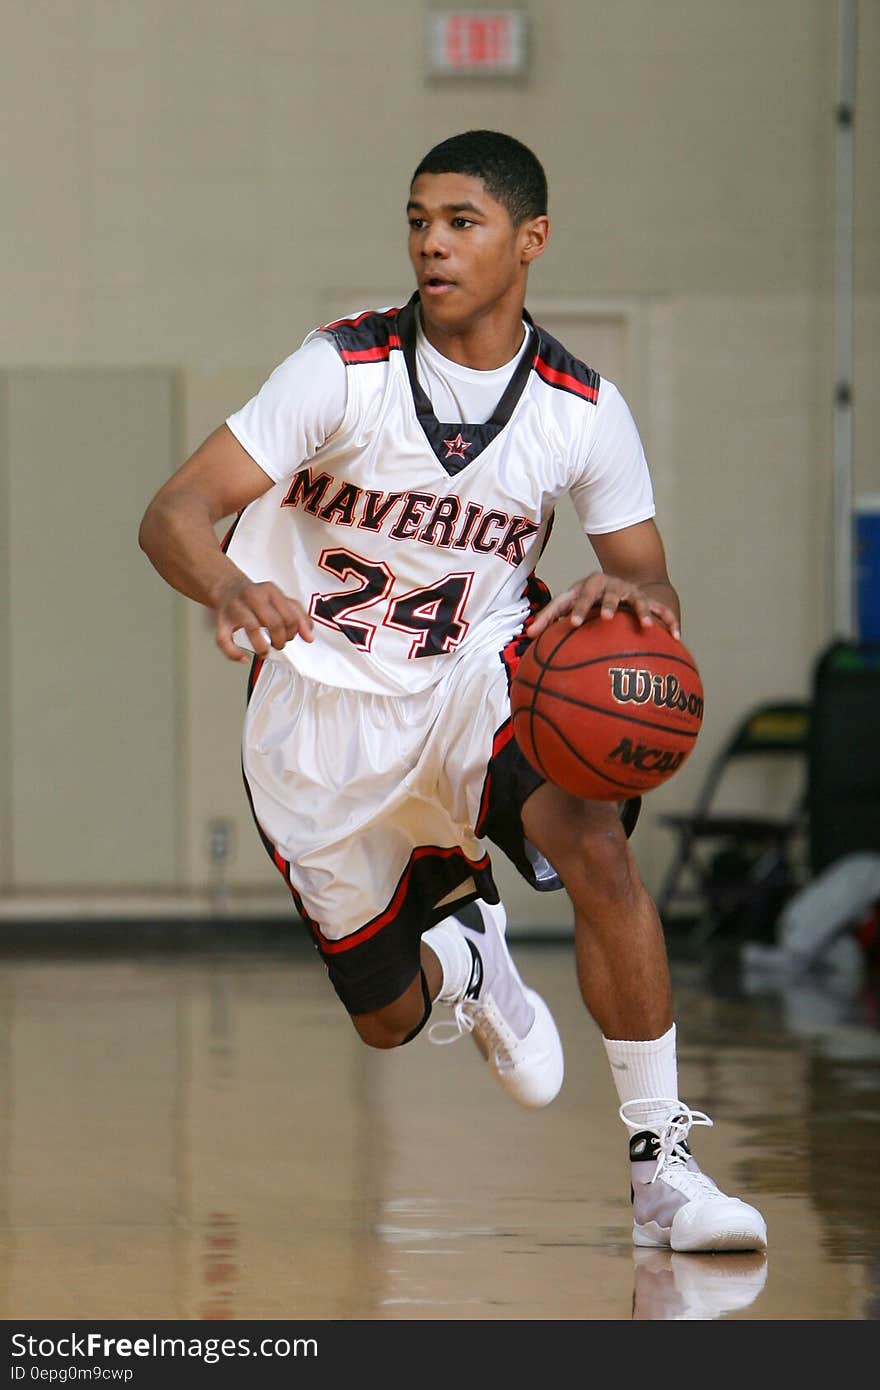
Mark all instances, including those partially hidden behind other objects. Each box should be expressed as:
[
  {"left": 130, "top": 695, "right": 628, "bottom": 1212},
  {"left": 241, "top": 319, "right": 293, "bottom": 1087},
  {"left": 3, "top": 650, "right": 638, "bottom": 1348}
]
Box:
[
  {"left": 213, "top": 578, "right": 313, "bottom": 662},
  {"left": 526, "top": 572, "right": 680, "bottom": 641}
]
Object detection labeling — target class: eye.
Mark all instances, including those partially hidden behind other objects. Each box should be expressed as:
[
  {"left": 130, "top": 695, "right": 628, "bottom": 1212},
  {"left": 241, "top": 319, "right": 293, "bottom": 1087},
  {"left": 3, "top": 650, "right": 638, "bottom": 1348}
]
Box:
[
  {"left": 408, "top": 218, "right": 427, "bottom": 231},
  {"left": 451, "top": 217, "right": 474, "bottom": 229}
]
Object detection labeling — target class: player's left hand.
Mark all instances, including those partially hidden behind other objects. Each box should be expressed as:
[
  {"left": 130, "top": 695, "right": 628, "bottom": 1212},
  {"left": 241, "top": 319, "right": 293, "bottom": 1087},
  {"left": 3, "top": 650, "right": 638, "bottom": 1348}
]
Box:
[{"left": 525, "top": 571, "right": 680, "bottom": 640}]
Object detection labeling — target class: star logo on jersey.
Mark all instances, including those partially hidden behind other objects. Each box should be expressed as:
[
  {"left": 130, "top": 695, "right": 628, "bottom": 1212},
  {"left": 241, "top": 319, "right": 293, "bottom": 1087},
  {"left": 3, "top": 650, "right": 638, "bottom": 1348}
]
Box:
[{"left": 443, "top": 432, "right": 473, "bottom": 461}]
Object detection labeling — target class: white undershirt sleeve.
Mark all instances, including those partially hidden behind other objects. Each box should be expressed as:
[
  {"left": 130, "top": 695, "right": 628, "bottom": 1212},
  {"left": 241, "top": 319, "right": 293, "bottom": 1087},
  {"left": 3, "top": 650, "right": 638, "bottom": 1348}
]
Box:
[
  {"left": 225, "top": 335, "right": 348, "bottom": 483},
  {"left": 567, "top": 379, "right": 656, "bottom": 535}
]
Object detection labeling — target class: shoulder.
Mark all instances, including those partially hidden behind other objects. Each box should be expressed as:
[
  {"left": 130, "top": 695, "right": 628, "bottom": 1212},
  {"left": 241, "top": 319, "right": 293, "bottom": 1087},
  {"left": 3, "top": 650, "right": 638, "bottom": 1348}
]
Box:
[
  {"left": 244, "top": 333, "right": 347, "bottom": 403},
  {"left": 530, "top": 320, "right": 601, "bottom": 406},
  {"left": 315, "top": 304, "right": 405, "bottom": 365}
]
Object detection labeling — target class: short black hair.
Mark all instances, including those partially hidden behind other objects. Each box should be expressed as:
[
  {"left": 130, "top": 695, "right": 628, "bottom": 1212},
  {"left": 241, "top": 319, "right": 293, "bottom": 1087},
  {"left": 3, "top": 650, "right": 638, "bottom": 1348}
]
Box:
[{"left": 411, "top": 130, "right": 548, "bottom": 226}]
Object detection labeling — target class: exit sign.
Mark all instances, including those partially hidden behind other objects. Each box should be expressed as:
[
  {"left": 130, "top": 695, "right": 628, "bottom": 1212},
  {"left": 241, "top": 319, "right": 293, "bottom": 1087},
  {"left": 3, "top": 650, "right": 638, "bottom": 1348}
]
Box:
[{"left": 427, "top": 11, "right": 529, "bottom": 77}]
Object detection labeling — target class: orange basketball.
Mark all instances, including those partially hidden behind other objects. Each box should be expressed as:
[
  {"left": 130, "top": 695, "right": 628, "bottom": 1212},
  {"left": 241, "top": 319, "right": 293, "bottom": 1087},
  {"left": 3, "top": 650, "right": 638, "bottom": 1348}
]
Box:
[{"left": 510, "top": 608, "right": 704, "bottom": 800}]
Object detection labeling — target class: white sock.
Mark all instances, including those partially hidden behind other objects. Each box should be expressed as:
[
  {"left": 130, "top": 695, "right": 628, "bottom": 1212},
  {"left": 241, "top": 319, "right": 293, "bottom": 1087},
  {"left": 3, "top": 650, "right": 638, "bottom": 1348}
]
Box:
[
  {"left": 603, "top": 1024, "right": 679, "bottom": 1132},
  {"left": 422, "top": 919, "right": 473, "bottom": 1003}
]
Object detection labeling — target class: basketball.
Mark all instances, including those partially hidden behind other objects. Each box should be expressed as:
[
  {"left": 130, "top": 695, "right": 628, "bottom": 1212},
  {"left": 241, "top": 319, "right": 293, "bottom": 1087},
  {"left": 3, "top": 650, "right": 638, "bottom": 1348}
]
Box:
[{"left": 510, "top": 608, "right": 704, "bottom": 800}]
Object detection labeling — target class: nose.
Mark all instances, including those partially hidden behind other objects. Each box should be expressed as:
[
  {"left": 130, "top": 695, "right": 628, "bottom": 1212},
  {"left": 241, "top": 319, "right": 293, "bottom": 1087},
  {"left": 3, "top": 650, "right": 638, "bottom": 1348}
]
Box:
[{"left": 420, "top": 222, "right": 449, "bottom": 259}]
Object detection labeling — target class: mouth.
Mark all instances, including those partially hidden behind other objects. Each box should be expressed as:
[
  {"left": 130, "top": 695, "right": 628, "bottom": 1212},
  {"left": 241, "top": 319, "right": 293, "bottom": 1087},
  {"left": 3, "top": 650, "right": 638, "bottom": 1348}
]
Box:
[{"left": 420, "top": 274, "right": 456, "bottom": 295}]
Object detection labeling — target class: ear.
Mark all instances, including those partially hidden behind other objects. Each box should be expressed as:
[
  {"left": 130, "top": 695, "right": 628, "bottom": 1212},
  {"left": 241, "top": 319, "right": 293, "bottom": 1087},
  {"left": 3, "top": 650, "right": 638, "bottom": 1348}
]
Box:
[{"left": 520, "top": 214, "right": 550, "bottom": 265}]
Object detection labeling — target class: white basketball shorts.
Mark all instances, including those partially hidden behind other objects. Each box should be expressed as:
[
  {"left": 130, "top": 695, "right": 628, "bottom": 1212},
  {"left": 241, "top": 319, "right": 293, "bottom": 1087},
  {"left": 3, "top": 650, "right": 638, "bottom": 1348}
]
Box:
[{"left": 240, "top": 631, "right": 552, "bottom": 1014}]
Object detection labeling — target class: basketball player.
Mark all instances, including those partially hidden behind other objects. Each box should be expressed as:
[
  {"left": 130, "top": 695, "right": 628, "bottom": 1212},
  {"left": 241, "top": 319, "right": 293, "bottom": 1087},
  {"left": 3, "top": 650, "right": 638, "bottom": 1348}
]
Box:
[{"left": 139, "top": 130, "right": 767, "bottom": 1253}]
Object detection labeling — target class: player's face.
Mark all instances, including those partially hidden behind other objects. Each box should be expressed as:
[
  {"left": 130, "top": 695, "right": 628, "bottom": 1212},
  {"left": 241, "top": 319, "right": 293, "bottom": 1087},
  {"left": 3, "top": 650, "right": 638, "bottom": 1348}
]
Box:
[{"left": 407, "top": 173, "right": 545, "bottom": 335}]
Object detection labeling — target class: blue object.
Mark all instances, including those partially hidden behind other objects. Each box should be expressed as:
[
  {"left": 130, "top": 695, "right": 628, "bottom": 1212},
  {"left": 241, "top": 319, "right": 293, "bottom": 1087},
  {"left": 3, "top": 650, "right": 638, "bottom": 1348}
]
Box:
[{"left": 855, "top": 502, "right": 880, "bottom": 642}]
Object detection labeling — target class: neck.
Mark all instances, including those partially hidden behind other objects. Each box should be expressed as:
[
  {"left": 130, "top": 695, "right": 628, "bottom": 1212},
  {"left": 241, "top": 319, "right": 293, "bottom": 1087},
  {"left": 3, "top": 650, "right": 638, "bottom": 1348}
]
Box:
[{"left": 418, "top": 300, "right": 528, "bottom": 371}]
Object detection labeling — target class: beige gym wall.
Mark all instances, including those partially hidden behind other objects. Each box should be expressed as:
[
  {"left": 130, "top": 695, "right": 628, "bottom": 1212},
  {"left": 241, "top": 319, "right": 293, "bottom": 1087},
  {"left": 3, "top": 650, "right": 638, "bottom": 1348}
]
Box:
[{"left": 0, "top": 1, "right": 877, "bottom": 920}]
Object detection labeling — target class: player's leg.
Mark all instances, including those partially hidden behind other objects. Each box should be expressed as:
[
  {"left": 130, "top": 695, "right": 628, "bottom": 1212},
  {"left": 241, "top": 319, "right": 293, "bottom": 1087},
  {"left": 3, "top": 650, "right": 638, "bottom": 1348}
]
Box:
[
  {"left": 347, "top": 968, "right": 434, "bottom": 1048},
  {"left": 522, "top": 779, "right": 767, "bottom": 1253},
  {"left": 420, "top": 893, "right": 564, "bottom": 1108},
  {"left": 346, "top": 885, "right": 564, "bottom": 1110},
  {"left": 330, "top": 882, "right": 558, "bottom": 1087},
  {"left": 413, "top": 649, "right": 565, "bottom": 1108},
  {"left": 240, "top": 655, "right": 560, "bottom": 1093},
  {"left": 333, "top": 887, "right": 563, "bottom": 1107},
  {"left": 524, "top": 783, "right": 671, "bottom": 1039}
]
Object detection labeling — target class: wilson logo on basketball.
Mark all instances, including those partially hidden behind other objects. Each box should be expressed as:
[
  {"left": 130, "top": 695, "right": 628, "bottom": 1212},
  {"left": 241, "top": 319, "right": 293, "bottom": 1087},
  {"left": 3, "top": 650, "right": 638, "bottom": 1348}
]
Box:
[{"left": 609, "top": 668, "right": 704, "bottom": 719}]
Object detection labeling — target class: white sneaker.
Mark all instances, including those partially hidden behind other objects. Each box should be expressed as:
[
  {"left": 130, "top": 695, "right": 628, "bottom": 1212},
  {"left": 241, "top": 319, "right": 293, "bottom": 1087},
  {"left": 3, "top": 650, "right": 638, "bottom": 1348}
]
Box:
[
  {"left": 621, "top": 1100, "right": 768, "bottom": 1253},
  {"left": 428, "top": 900, "right": 564, "bottom": 1108},
  {"left": 632, "top": 1248, "right": 768, "bottom": 1320}
]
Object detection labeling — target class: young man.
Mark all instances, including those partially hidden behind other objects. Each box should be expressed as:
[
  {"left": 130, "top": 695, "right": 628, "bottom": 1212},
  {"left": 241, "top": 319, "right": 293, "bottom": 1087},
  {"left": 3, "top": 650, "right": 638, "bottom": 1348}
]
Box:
[{"left": 139, "top": 130, "right": 767, "bottom": 1253}]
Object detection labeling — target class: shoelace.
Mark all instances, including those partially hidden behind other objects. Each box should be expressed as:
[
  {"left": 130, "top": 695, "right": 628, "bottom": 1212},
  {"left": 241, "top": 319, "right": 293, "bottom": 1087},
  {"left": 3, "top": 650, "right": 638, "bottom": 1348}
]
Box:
[
  {"left": 427, "top": 1002, "right": 473, "bottom": 1047},
  {"left": 619, "top": 1099, "right": 716, "bottom": 1185},
  {"left": 427, "top": 1000, "right": 516, "bottom": 1072}
]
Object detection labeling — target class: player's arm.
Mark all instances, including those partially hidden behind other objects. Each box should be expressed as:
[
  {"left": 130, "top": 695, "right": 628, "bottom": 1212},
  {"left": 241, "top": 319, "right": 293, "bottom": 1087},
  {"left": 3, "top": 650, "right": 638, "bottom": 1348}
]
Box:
[
  {"left": 138, "top": 424, "right": 313, "bottom": 663},
  {"left": 526, "top": 519, "right": 681, "bottom": 639}
]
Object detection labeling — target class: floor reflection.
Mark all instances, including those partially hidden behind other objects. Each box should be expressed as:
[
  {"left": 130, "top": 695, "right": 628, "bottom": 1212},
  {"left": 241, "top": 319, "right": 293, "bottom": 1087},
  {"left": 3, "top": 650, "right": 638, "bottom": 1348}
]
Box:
[
  {"left": 631, "top": 1250, "right": 768, "bottom": 1320},
  {"left": 0, "top": 928, "right": 877, "bottom": 1320}
]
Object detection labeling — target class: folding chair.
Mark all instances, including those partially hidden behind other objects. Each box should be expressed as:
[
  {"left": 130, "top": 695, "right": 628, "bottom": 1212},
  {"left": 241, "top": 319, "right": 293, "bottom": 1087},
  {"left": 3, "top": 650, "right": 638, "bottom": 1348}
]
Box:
[{"left": 655, "top": 699, "right": 812, "bottom": 943}]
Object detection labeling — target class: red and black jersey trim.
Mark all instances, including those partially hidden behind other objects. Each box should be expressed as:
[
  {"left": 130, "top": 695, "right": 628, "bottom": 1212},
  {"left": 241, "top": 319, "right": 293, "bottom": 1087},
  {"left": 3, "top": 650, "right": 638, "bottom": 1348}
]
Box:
[
  {"left": 323, "top": 294, "right": 600, "bottom": 470},
  {"left": 320, "top": 305, "right": 403, "bottom": 364},
  {"left": 530, "top": 319, "right": 600, "bottom": 404},
  {"left": 399, "top": 294, "right": 539, "bottom": 476}
]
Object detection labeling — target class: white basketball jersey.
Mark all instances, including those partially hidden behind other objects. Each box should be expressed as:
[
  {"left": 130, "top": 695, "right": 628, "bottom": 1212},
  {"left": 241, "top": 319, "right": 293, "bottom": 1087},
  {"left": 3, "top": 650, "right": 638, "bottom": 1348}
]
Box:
[{"left": 224, "top": 295, "right": 654, "bottom": 697}]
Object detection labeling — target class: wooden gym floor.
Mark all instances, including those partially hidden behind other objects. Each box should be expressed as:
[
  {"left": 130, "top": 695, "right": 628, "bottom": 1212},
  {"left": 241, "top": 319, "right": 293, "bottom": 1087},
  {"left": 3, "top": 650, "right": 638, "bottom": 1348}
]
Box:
[{"left": 0, "top": 920, "right": 877, "bottom": 1322}]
